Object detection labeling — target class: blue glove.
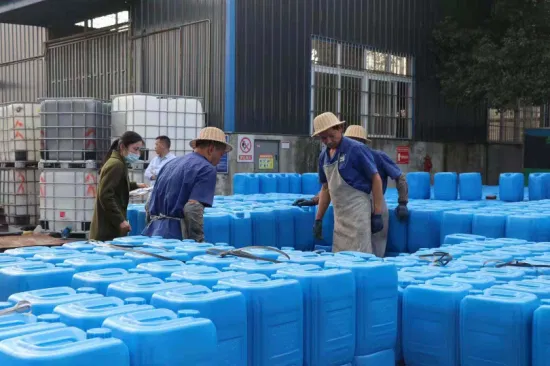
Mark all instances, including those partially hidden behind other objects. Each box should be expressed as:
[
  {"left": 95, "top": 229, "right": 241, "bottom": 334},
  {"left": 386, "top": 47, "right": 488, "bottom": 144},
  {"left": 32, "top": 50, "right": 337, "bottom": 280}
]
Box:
[
  {"left": 371, "top": 214, "right": 383, "bottom": 234},
  {"left": 395, "top": 203, "right": 409, "bottom": 221}
]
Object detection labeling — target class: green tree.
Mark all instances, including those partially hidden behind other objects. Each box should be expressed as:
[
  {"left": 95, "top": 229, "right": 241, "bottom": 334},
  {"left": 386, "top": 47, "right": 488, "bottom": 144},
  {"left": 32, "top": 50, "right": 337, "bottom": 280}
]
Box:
[{"left": 433, "top": 0, "right": 550, "bottom": 138}]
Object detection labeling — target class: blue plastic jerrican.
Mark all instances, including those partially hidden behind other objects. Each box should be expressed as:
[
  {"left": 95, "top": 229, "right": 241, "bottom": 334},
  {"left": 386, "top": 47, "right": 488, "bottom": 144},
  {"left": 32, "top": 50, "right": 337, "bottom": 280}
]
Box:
[
  {"left": 403, "top": 279, "right": 472, "bottom": 366},
  {"left": 233, "top": 173, "right": 260, "bottom": 195},
  {"left": 492, "top": 280, "right": 550, "bottom": 299},
  {"left": 301, "top": 173, "right": 321, "bottom": 195},
  {"left": 230, "top": 211, "right": 253, "bottom": 248},
  {"left": 204, "top": 212, "right": 232, "bottom": 244},
  {"left": 433, "top": 172, "right": 458, "bottom": 200},
  {"left": 499, "top": 173, "right": 525, "bottom": 202},
  {"left": 407, "top": 209, "right": 443, "bottom": 251},
  {"left": 479, "top": 267, "right": 526, "bottom": 282},
  {"left": 273, "top": 206, "right": 296, "bottom": 249},
  {"left": 250, "top": 209, "right": 278, "bottom": 248},
  {"left": 440, "top": 212, "right": 474, "bottom": 245},
  {"left": 106, "top": 277, "right": 192, "bottom": 304},
  {"left": 0, "top": 326, "right": 130, "bottom": 366},
  {"left": 72, "top": 268, "right": 152, "bottom": 295},
  {"left": 472, "top": 213, "right": 507, "bottom": 238},
  {"left": 276, "top": 265, "right": 356, "bottom": 366},
  {"left": 325, "top": 258, "right": 397, "bottom": 357},
  {"left": 387, "top": 206, "right": 408, "bottom": 253},
  {"left": 458, "top": 172, "right": 483, "bottom": 201},
  {"left": 143, "top": 238, "right": 186, "bottom": 250},
  {"left": 192, "top": 254, "right": 241, "bottom": 270},
  {"left": 443, "top": 233, "right": 485, "bottom": 245},
  {"left": 63, "top": 254, "right": 135, "bottom": 272},
  {"left": 136, "top": 260, "right": 189, "bottom": 280},
  {"left": 229, "top": 260, "right": 289, "bottom": 276},
  {"left": 32, "top": 249, "right": 87, "bottom": 264},
  {"left": 173, "top": 243, "right": 215, "bottom": 258},
  {"left": 276, "top": 173, "right": 291, "bottom": 193},
  {"left": 103, "top": 308, "right": 217, "bottom": 366},
  {"left": 259, "top": 173, "right": 277, "bottom": 193},
  {"left": 151, "top": 285, "right": 247, "bottom": 365},
  {"left": 353, "top": 349, "right": 395, "bottom": 366},
  {"left": 122, "top": 248, "right": 190, "bottom": 265},
  {"left": 407, "top": 172, "right": 431, "bottom": 199},
  {"left": 529, "top": 173, "right": 549, "bottom": 201},
  {"left": 169, "top": 266, "right": 244, "bottom": 288},
  {"left": 398, "top": 266, "right": 442, "bottom": 282},
  {"left": 0, "top": 313, "right": 66, "bottom": 341},
  {"left": 447, "top": 272, "right": 496, "bottom": 290},
  {"left": 293, "top": 207, "right": 315, "bottom": 251},
  {"left": 112, "top": 235, "right": 153, "bottom": 247},
  {"left": 62, "top": 241, "right": 98, "bottom": 251},
  {"left": 0, "top": 262, "right": 76, "bottom": 301},
  {"left": 0, "top": 255, "right": 26, "bottom": 268},
  {"left": 288, "top": 173, "right": 302, "bottom": 194},
  {"left": 8, "top": 287, "right": 103, "bottom": 316},
  {"left": 218, "top": 273, "right": 304, "bottom": 365},
  {"left": 533, "top": 300, "right": 550, "bottom": 366},
  {"left": 4, "top": 246, "right": 53, "bottom": 259},
  {"left": 460, "top": 289, "right": 539, "bottom": 366}
]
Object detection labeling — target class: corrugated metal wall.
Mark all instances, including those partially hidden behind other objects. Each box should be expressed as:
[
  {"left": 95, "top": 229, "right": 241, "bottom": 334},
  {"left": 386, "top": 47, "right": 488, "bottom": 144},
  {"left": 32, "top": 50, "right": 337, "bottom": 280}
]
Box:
[
  {"left": 0, "top": 24, "right": 45, "bottom": 102},
  {"left": 234, "top": 0, "right": 488, "bottom": 142},
  {"left": 45, "top": 27, "right": 129, "bottom": 100},
  {"left": 132, "top": 0, "right": 226, "bottom": 128}
]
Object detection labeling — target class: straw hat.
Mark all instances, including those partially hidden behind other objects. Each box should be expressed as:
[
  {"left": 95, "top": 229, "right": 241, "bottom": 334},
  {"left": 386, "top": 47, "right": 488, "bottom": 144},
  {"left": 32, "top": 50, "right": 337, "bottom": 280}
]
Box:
[
  {"left": 190, "top": 127, "right": 233, "bottom": 152},
  {"left": 311, "top": 112, "right": 345, "bottom": 137},
  {"left": 345, "top": 125, "right": 371, "bottom": 143}
]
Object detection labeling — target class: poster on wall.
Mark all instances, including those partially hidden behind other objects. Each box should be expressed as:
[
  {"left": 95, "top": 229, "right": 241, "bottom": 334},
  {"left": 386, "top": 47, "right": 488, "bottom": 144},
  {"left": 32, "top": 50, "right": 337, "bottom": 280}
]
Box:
[
  {"left": 258, "top": 154, "right": 274, "bottom": 170},
  {"left": 396, "top": 146, "right": 410, "bottom": 164},
  {"left": 237, "top": 135, "right": 254, "bottom": 163}
]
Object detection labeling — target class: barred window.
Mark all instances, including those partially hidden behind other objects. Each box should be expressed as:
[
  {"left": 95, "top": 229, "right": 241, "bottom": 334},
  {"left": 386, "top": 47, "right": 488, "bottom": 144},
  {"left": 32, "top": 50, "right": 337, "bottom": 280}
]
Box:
[
  {"left": 311, "top": 37, "right": 414, "bottom": 139},
  {"left": 487, "top": 106, "right": 544, "bottom": 144}
]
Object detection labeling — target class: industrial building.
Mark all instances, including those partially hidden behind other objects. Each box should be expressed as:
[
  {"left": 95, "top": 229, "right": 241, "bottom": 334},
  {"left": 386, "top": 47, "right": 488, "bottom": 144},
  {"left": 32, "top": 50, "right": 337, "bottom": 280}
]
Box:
[{"left": 0, "top": 0, "right": 547, "bottom": 194}]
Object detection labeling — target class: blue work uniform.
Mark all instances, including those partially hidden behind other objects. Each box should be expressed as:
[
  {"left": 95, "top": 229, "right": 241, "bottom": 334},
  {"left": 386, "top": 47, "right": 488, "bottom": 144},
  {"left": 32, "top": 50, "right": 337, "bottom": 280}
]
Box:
[
  {"left": 373, "top": 150, "right": 403, "bottom": 193},
  {"left": 142, "top": 152, "right": 217, "bottom": 239},
  {"left": 318, "top": 137, "right": 379, "bottom": 192},
  {"left": 318, "top": 137, "right": 379, "bottom": 253}
]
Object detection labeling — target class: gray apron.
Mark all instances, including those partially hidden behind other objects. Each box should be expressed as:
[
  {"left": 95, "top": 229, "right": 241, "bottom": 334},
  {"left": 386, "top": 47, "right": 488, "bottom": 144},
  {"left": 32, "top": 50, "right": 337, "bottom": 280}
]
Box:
[
  {"left": 325, "top": 153, "right": 373, "bottom": 253},
  {"left": 371, "top": 198, "right": 389, "bottom": 257},
  {"left": 146, "top": 214, "right": 189, "bottom": 240}
]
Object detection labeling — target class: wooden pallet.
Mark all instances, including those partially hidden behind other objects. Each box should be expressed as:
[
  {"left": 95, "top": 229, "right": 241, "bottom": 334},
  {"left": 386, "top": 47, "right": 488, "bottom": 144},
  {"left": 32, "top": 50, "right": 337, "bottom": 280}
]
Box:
[{"left": 0, "top": 234, "right": 67, "bottom": 251}]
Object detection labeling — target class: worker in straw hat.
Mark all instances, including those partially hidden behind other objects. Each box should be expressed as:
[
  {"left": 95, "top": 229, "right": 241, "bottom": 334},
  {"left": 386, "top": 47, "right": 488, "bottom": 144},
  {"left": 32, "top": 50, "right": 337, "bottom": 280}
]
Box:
[
  {"left": 142, "top": 127, "right": 232, "bottom": 241},
  {"left": 294, "top": 124, "right": 409, "bottom": 256},
  {"left": 309, "top": 112, "right": 385, "bottom": 254}
]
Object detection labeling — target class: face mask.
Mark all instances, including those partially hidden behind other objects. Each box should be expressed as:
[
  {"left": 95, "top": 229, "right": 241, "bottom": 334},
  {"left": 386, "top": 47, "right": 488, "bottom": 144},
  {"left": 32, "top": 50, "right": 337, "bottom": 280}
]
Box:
[{"left": 124, "top": 153, "right": 141, "bottom": 164}]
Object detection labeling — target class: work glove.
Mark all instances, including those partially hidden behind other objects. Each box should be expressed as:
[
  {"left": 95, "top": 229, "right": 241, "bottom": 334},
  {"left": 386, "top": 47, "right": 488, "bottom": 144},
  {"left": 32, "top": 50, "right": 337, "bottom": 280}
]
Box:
[
  {"left": 313, "top": 220, "right": 323, "bottom": 240},
  {"left": 293, "top": 198, "right": 317, "bottom": 207},
  {"left": 395, "top": 203, "right": 409, "bottom": 221},
  {"left": 371, "top": 214, "right": 384, "bottom": 234},
  {"left": 184, "top": 202, "right": 205, "bottom": 243}
]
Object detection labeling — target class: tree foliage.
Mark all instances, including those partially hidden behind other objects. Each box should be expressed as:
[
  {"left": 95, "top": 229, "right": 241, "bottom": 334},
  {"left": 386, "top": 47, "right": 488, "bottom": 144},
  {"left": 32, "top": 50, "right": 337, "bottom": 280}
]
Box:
[{"left": 433, "top": 0, "right": 550, "bottom": 112}]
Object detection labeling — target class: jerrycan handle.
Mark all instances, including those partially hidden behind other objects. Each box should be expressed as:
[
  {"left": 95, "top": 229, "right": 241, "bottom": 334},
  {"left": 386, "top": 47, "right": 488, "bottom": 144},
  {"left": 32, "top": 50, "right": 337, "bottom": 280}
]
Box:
[{"left": 178, "top": 309, "right": 200, "bottom": 318}]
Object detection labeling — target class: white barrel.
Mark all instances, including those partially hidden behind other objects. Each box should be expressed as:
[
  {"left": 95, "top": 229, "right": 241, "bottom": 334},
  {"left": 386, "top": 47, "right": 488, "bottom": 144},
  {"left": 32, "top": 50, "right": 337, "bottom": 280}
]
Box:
[
  {"left": 111, "top": 94, "right": 205, "bottom": 161},
  {"left": 40, "top": 98, "right": 111, "bottom": 162},
  {"left": 39, "top": 160, "right": 98, "bottom": 233},
  {"left": 0, "top": 102, "right": 41, "bottom": 162},
  {"left": 0, "top": 167, "right": 39, "bottom": 225}
]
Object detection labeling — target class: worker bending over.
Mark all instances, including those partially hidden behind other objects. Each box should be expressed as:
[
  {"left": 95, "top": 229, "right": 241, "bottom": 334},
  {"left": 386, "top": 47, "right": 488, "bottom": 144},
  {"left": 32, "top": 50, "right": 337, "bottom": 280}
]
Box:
[
  {"left": 295, "top": 124, "right": 409, "bottom": 256},
  {"left": 143, "top": 127, "right": 232, "bottom": 241},
  {"left": 311, "top": 112, "right": 385, "bottom": 254}
]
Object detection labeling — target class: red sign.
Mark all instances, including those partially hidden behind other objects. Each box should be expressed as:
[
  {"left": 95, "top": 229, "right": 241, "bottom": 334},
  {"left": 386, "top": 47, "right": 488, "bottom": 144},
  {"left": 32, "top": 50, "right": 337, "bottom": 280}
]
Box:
[{"left": 396, "top": 146, "right": 409, "bottom": 165}]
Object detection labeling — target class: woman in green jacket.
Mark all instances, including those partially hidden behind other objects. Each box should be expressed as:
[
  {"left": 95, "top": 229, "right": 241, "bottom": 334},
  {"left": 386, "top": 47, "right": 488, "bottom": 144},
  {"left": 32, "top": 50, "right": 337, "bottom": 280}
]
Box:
[{"left": 90, "top": 131, "right": 147, "bottom": 241}]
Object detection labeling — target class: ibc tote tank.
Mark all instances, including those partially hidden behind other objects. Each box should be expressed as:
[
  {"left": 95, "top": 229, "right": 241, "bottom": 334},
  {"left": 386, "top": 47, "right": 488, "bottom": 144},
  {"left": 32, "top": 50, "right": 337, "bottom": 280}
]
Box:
[
  {"left": 499, "top": 173, "right": 525, "bottom": 202},
  {"left": 433, "top": 172, "right": 458, "bottom": 200},
  {"left": 407, "top": 172, "right": 431, "bottom": 199}
]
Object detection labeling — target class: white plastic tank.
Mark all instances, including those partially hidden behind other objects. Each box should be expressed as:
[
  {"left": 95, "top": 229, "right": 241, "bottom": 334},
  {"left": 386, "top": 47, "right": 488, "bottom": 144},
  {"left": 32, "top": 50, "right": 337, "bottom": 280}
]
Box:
[
  {"left": 0, "top": 166, "right": 39, "bottom": 225},
  {"left": 111, "top": 94, "right": 205, "bottom": 161},
  {"left": 40, "top": 98, "right": 111, "bottom": 162},
  {"left": 0, "top": 102, "right": 41, "bottom": 162},
  {"left": 39, "top": 160, "right": 98, "bottom": 233}
]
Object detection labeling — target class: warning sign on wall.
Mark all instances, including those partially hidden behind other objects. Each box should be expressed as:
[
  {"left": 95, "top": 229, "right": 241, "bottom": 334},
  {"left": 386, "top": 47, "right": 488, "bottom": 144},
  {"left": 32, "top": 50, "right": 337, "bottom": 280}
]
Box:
[
  {"left": 237, "top": 135, "right": 254, "bottom": 163},
  {"left": 396, "top": 146, "right": 410, "bottom": 165},
  {"left": 258, "top": 154, "right": 274, "bottom": 170}
]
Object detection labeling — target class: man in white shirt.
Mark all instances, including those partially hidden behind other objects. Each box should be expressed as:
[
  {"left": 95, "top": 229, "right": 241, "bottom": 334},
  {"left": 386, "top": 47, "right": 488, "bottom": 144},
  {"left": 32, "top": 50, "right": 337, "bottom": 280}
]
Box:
[{"left": 144, "top": 136, "right": 176, "bottom": 186}]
